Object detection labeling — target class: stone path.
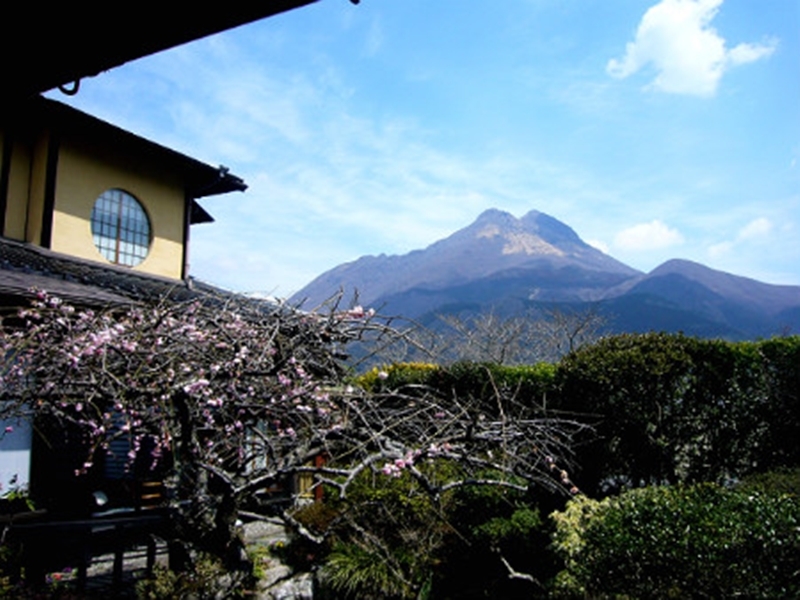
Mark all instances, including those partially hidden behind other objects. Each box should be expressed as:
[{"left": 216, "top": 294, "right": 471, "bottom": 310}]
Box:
[{"left": 243, "top": 520, "right": 315, "bottom": 600}]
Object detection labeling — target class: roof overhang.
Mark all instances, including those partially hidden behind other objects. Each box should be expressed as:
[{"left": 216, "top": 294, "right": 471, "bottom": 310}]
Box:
[
  {"left": 1, "top": 1, "right": 320, "bottom": 102},
  {"left": 4, "top": 97, "right": 247, "bottom": 223}
]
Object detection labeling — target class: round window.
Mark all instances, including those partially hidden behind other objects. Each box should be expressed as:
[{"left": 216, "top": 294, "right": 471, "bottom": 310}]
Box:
[{"left": 90, "top": 189, "right": 151, "bottom": 267}]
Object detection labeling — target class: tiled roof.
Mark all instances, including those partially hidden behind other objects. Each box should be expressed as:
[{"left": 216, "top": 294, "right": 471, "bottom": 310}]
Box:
[{"left": 0, "top": 238, "right": 222, "bottom": 309}]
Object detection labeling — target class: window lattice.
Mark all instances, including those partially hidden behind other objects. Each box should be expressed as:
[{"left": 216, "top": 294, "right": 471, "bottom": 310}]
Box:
[{"left": 90, "top": 189, "right": 151, "bottom": 267}]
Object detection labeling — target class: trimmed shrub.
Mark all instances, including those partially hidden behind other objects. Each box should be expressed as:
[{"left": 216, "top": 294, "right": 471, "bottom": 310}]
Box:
[
  {"left": 737, "top": 467, "right": 800, "bottom": 497},
  {"left": 355, "top": 362, "right": 440, "bottom": 393},
  {"left": 551, "top": 483, "right": 800, "bottom": 598},
  {"left": 354, "top": 361, "right": 557, "bottom": 409},
  {"left": 553, "top": 334, "right": 800, "bottom": 494}
]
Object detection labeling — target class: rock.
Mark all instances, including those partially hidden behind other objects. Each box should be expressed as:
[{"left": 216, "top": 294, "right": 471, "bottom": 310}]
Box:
[{"left": 256, "top": 571, "right": 315, "bottom": 600}]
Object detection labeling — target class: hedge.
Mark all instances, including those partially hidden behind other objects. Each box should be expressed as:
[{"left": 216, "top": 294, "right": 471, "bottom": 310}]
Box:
[
  {"left": 551, "top": 482, "right": 800, "bottom": 598},
  {"left": 553, "top": 334, "right": 800, "bottom": 494},
  {"left": 354, "top": 335, "right": 800, "bottom": 495}
]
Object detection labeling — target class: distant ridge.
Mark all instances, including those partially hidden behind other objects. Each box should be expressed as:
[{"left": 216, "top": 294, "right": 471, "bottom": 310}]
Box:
[{"left": 292, "top": 209, "right": 800, "bottom": 340}]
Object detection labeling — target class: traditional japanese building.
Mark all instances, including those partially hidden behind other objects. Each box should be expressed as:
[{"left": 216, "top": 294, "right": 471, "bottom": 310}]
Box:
[{"left": 0, "top": 96, "right": 248, "bottom": 505}]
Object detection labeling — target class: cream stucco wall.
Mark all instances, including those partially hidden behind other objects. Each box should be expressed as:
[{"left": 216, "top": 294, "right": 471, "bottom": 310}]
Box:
[
  {"left": 50, "top": 138, "right": 187, "bottom": 280},
  {"left": 25, "top": 132, "right": 50, "bottom": 247}
]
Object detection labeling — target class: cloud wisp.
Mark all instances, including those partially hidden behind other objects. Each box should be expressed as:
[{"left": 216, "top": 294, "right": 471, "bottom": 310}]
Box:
[
  {"left": 607, "top": 0, "right": 777, "bottom": 97},
  {"left": 614, "top": 219, "right": 685, "bottom": 251},
  {"left": 708, "top": 216, "right": 774, "bottom": 258},
  {"left": 737, "top": 217, "right": 772, "bottom": 240}
]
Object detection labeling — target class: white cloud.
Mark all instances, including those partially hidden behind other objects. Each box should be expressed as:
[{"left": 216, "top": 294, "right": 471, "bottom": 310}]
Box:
[
  {"left": 586, "top": 239, "right": 610, "bottom": 254},
  {"left": 737, "top": 217, "right": 772, "bottom": 240},
  {"left": 704, "top": 217, "right": 772, "bottom": 262},
  {"left": 707, "top": 240, "right": 732, "bottom": 258},
  {"left": 607, "top": 0, "right": 777, "bottom": 97},
  {"left": 614, "top": 219, "right": 684, "bottom": 250},
  {"left": 726, "top": 41, "right": 777, "bottom": 66}
]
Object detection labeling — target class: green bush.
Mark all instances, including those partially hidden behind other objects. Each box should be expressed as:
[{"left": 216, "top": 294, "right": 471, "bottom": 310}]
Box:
[
  {"left": 355, "top": 362, "right": 441, "bottom": 393},
  {"left": 135, "top": 551, "right": 250, "bottom": 599},
  {"left": 736, "top": 467, "right": 800, "bottom": 497},
  {"left": 434, "top": 478, "right": 560, "bottom": 598},
  {"left": 354, "top": 361, "right": 557, "bottom": 412},
  {"left": 314, "top": 465, "right": 450, "bottom": 599},
  {"left": 313, "top": 463, "right": 562, "bottom": 599},
  {"left": 553, "top": 334, "right": 800, "bottom": 494},
  {"left": 442, "top": 361, "right": 556, "bottom": 408},
  {"left": 321, "top": 541, "right": 420, "bottom": 600},
  {"left": 551, "top": 483, "right": 800, "bottom": 598}
]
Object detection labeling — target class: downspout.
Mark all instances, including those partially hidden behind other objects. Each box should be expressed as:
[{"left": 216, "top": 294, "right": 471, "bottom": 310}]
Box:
[
  {"left": 181, "top": 192, "right": 192, "bottom": 283},
  {"left": 182, "top": 166, "right": 234, "bottom": 282},
  {"left": 39, "top": 132, "right": 60, "bottom": 249}
]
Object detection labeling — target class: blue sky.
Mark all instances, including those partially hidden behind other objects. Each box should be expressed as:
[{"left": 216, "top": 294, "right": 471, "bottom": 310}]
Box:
[{"left": 51, "top": 0, "right": 799, "bottom": 295}]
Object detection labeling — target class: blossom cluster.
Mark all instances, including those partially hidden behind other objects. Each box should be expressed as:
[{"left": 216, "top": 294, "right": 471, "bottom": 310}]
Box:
[
  {"left": 2, "top": 287, "right": 583, "bottom": 560},
  {"left": 1, "top": 290, "right": 356, "bottom": 485},
  {"left": 380, "top": 442, "right": 455, "bottom": 477}
]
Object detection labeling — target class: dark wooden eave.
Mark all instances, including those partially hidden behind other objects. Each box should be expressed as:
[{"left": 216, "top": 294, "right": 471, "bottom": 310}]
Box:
[
  {"left": 1, "top": 1, "right": 320, "bottom": 102},
  {"left": 0, "top": 237, "right": 222, "bottom": 309},
  {"left": 4, "top": 97, "right": 246, "bottom": 223}
]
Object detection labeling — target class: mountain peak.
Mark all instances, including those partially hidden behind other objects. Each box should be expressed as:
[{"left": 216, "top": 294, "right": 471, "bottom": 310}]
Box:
[
  {"left": 468, "top": 208, "right": 586, "bottom": 253},
  {"left": 522, "top": 209, "right": 543, "bottom": 220},
  {"left": 475, "top": 208, "right": 517, "bottom": 225},
  {"left": 290, "top": 208, "right": 799, "bottom": 339},
  {"left": 293, "top": 207, "right": 639, "bottom": 308}
]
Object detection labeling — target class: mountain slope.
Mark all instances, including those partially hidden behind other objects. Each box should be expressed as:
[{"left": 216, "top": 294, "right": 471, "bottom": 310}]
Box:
[
  {"left": 293, "top": 208, "right": 639, "bottom": 309},
  {"left": 292, "top": 209, "right": 800, "bottom": 339},
  {"left": 599, "top": 259, "right": 800, "bottom": 338}
]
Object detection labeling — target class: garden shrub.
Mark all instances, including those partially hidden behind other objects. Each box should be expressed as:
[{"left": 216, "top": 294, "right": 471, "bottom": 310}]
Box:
[
  {"left": 736, "top": 467, "right": 800, "bottom": 497},
  {"left": 355, "top": 361, "right": 557, "bottom": 410},
  {"left": 314, "top": 463, "right": 564, "bottom": 599},
  {"left": 321, "top": 541, "right": 421, "bottom": 600},
  {"left": 135, "top": 552, "right": 248, "bottom": 599},
  {"left": 551, "top": 483, "right": 800, "bottom": 598},
  {"left": 316, "top": 466, "right": 448, "bottom": 599},
  {"left": 355, "top": 362, "right": 440, "bottom": 393},
  {"left": 434, "top": 476, "right": 560, "bottom": 598},
  {"left": 442, "top": 362, "right": 556, "bottom": 409},
  {"left": 553, "top": 333, "right": 800, "bottom": 494}
]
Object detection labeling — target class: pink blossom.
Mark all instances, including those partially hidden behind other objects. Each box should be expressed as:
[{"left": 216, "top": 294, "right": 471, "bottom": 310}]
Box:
[
  {"left": 120, "top": 340, "right": 138, "bottom": 353},
  {"left": 381, "top": 462, "right": 403, "bottom": 477},
  {"left": 183, "top": 379, "right": 210, "bottom": 395},
  {"left": 346, "top": 306, "right": 363, "bottom": 319}
]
